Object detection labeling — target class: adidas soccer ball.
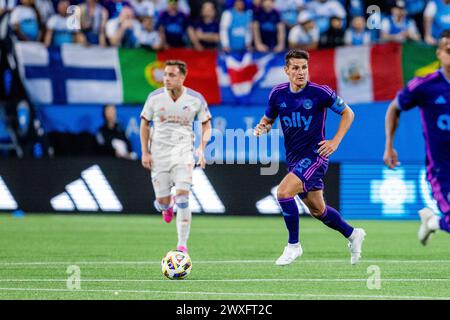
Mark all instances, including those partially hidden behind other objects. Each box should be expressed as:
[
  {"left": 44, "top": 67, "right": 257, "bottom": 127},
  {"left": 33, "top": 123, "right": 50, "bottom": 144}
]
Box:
[{"left": 161, "top": 250, "right": 192, "bottom": 280}]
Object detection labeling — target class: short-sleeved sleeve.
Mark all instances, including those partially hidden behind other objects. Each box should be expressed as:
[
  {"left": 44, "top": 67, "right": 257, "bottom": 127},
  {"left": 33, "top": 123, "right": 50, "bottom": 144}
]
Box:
[
  {"left": 397, "top": 79, "right": 420, "bottom": 111},
  {"left": 265, "top": 87, "right": 279, "bottom": 120},
  {"left": 140, "top": 95, "right": 154, "bottom": 121},
  {"left": 318, "top": 85, "right": 342, "bottom": 114},
  {"left": 196, "top": 96, "right": 212, "bottom": 123}
]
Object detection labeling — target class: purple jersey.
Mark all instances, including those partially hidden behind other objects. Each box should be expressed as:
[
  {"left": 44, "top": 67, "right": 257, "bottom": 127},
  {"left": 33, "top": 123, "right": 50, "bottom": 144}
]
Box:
[
  {"left": 265, "top": 81, "right": 346, "bottom": 168},
  {"left": 397, "top": 69, "right": 450, "bottom": 213}
]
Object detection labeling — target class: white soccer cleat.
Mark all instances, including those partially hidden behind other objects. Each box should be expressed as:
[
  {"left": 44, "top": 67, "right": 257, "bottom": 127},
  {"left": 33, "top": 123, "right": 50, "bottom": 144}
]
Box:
[
  {"left": 348, "top": 228, "right": 366, "bottom": 265},
  {"left": 418, "top": 208, "right": 436, "bottom": 246},
  {"left": 275, "top": 245, "right": 303, "bottom": 266}
]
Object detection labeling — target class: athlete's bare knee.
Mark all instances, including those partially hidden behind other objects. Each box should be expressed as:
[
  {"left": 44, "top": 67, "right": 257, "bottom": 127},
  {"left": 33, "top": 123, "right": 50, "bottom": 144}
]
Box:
[
  {"left": 308, "top": 204, "right": 326, "bottom": 218},
  {"left": 277, "top": 187, "right": 295, "bottom": 200},
  {"left": 176, "top": 189, "right": 189, "bottom": 196}
]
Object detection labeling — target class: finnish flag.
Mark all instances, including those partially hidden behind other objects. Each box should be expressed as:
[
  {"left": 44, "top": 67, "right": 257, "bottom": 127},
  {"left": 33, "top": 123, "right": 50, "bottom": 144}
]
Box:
[{"left": 14, "top": 42, "right": 123, "bottom": 104}]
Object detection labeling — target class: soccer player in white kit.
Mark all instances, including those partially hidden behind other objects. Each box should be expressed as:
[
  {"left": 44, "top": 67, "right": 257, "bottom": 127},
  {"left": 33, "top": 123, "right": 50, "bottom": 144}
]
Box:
[{"left": 140, "top": 60, "right": 212, "bottom": 253}]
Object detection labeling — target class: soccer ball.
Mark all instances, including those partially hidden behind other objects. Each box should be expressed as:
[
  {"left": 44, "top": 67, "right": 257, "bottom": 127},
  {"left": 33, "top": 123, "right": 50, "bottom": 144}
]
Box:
[{"left": 161, "top": 250, "right": 192, "bottom": 280}]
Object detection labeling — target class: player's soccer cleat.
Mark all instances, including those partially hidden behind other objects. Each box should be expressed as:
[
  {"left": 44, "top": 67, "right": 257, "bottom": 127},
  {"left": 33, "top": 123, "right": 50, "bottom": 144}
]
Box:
[
  {"left": 162, "top": 206, "right": 174, "bottom": 223},
  {"left": 177, "top": 245, "right": 188, "bottom": 253},
  {"left": 275, "top": 244, "right": 303, "bottom": 266},
  {"left": 418, "top": 208, "right": 436, "bottom": 246},
  {"left": 348, "top": 228, "right": 366, "bottom": 265}
]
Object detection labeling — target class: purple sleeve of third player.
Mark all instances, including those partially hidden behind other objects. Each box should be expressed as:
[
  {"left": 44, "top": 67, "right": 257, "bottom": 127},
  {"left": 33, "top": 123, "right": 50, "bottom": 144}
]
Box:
[
  {"left": 265, "top": 87, "right": 279, "bottom": 120},
  {"left": 397, "top": 79, "right": 421, "bottom": 111}
]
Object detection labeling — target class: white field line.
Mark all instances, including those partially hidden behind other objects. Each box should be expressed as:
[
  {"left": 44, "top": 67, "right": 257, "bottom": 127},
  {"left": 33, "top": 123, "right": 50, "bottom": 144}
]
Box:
[
  {"left": 0, "top": 278, "right": 449, "bottom": 283},
  {"left": 0, "top": 287, "right": 448, "bottom": 300},
  {"left": 1, "top": 259, "right": 450, "bottom": 266}
]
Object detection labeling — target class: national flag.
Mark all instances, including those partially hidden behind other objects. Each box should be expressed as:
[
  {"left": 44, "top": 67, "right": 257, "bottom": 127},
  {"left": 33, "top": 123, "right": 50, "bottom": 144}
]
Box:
[
  {"left": 309, "top": 43, "right": 403, "bottom": 104},
  {"left": 401, "top": 41, "right": 438, "bottom": 84},
  {"left": 15, "top": 42, "right": 122, "bottom": 104},
  {"left": 120, "top": 47, "right": 220, "bottom": 104}
]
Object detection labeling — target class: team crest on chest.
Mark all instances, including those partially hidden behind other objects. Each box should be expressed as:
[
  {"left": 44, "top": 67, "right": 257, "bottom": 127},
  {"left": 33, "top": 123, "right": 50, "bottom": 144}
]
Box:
[{"left": 303, "top": 99, "right": 313, "bottom": 110}]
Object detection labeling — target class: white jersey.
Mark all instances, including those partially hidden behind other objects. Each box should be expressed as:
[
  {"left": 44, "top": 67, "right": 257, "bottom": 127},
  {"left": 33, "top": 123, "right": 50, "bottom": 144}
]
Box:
[{"left": 140, "top": 86, "right": 211, "bottom": 157}]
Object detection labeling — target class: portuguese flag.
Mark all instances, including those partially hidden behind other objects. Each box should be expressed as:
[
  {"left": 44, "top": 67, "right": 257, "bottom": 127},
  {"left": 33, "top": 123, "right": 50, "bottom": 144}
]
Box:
[
  {"left": 402, "top": 41, "right": 439, "bottom": 84},
  {"left": 119, "top": 48, "right": 221, "bottom": 104}
]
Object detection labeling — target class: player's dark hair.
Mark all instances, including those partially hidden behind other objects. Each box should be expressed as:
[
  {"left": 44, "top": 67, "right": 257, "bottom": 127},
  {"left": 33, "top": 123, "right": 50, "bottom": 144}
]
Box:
[
  {"left": 165, "top": 60, "right": 187, "bottom": 75},
  {"left": 285, "top": 50, "right": 309, "bottom": 66},
  {"left": 440, "top": 29, "right": 450, "bottom": 39}
]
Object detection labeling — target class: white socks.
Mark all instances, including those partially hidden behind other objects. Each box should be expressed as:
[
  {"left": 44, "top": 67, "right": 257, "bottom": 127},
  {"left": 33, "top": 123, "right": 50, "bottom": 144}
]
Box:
[
  {"left": 288, "top": 242, "right": 300, "bottom": 248},
  {"left": 427, "top": 215, "right": 440, "bottom": 231},
  {"left": 176, "top": 195, "right": 191, "bottom": 248}
]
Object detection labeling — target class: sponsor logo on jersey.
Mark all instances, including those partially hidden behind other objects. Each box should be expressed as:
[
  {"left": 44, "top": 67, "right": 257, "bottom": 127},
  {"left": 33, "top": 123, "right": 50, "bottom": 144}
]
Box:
[{"left": 281, "top": 112, "right": 312, "bottom": 130}]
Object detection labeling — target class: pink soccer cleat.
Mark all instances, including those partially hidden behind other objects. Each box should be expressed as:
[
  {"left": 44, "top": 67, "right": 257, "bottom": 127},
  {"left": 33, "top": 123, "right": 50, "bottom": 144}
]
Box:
[
  {"left": 177, "top": 246, "right": 188, "bottom": 253},
  {"left": 162, "top": 207, "right": 174, "bottom": 223}
]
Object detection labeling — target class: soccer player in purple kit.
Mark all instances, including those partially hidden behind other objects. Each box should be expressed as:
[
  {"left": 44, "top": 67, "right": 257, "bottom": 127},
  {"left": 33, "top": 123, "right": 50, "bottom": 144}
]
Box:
[
  {"left": 384, "top": 30, "right": 450, "bottom": 245},
  {"left": 254, "top": 49, "right": 366, "bottom": 265}
]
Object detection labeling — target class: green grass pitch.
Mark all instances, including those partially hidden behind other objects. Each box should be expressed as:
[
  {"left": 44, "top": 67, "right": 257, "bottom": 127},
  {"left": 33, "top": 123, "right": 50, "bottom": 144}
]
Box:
[{"left": 0, "top": 214, "right": 449, "bottom": 300}]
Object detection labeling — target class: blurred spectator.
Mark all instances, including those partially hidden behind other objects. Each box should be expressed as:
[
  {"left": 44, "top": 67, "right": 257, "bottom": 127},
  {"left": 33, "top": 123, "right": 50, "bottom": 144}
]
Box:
[
  {"left": 381, "top": 0, "right": 420, "bottom": 43},
  {"left": 220, "top": 0, "right": 253, "bottom": 52},
  {"left": 348, "top": 0, "right": 363, "bottom": 18},
  {"left": 274, "top": 0, "right": 304, "bottom": 30},
  {"left": 403, "top": 0, "right": 426, "bottom": 38},
  {"left": 223, "top": 0, "right": 253, "bottom": 10},
  {"left": 188, "top": 0, "right": 222, "bottom": 21},
  {"left": 155, "top": 0, "right": 193, "bottom": 48},
  {"left": 106, "top": 5, "right": 141, "bottom": 47},
  {"left": 424, "top": 0, "right": 450, "bottom": 45},
  {"left": 96, "top": 104, "right": 136, "bottom": 160},
  {"left": 191, "top": 1, "right": 220, "bottom": 50},
  {"left": 288, "top": 10, "right": 319, "bottom": 50},
  {"left": 80, "top": 0, "right": 109, "bottom": 46},
  {"left": 252, "top": 0, "right": 262, "bottom": 11},
  {"left": 252, "top": 0, "right": 285, "bottom": 52},
  {"left": 154, "top": 0, "right": 190, "bottom": 15},
  {"left": 343, "top": 15, "right": 371, "bottom": 45},
  {"left": 130, "top": 0, "right": 155, "bottom": 19},
  {"left": 0, "top": 0, "right": 16, "bottom": 16},
  {"left": 306, "top": 0, "right": 346, "bottom": 34},
  {"left": 138, "top": 15, "right": 162, "bottom": 49},
  {"left": 35, "top": 0, "right": 55, "bottom": 24},
  {"left": 9, "top": 0, "right": 43, "bottom": 41},
  {"left": 103, "top": 0, "right": 132, "bottom": 19},
  {"left": 319, "top": 15, "right": 344, "bottom": 48},
  {"left": 44, "top": 0, "right": 87, "bottom": 47}
]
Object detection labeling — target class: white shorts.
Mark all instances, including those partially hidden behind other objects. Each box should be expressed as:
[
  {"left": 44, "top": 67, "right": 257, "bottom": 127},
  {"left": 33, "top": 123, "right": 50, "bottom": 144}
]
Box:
[{"left": 151, "top": 153, "right": 194, "bottom": 198}]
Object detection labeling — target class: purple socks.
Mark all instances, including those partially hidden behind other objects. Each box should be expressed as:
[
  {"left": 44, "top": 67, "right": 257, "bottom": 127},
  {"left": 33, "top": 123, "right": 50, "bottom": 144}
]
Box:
[
  {"left": 278, "top": 197, "right": 299, "bottom": 244},
  {"left": 317, "top": 205, "right": 354, "bottom": 238}
]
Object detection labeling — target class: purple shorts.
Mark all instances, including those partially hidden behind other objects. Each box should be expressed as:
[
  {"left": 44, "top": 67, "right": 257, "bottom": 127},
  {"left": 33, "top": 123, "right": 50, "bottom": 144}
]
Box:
[{"left": 288, "top": 155, "right": 329, "bottom": 199}]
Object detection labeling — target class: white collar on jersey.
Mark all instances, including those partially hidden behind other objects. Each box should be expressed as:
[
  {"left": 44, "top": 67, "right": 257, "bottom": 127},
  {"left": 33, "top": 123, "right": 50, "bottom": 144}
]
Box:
[{"left": 164, "top": 86, "right": 186, "bottom": 101}]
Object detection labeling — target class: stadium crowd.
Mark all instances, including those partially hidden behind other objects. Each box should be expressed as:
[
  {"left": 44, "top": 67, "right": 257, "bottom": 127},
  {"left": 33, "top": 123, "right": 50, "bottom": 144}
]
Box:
[{"left": 1, "top": 0, "right": 449, "bottom": 51}]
